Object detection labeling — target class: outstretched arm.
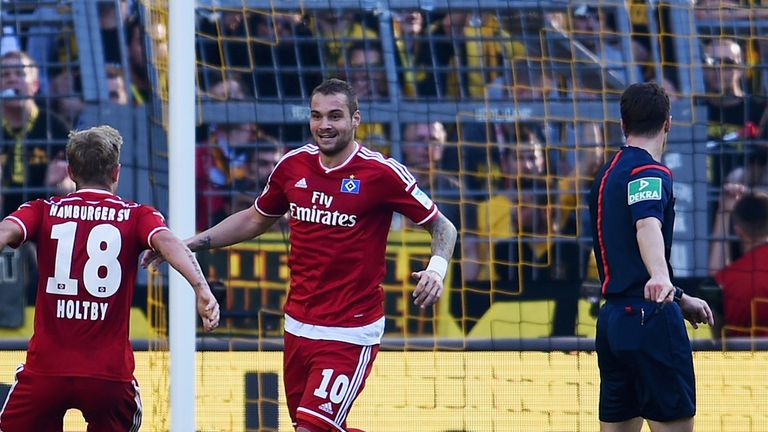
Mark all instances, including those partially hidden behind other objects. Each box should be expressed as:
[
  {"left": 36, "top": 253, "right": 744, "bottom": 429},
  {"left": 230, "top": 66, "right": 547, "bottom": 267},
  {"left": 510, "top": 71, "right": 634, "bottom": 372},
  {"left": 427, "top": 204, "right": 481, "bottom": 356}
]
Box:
[
  {"left": 150, "top": 229, "right": 220, "bottom": 332},
  {"left": 0, "top": 219, "right": 23, "bottom": 250},
  {"left": 187, "top": 206, "right": 280, "bottom": 253},
  {"left": 142, "top": 206, "right": 280, "bottom": 267},
  {"left": 411, "top": 212, "right": 457, "bottom": 308}
]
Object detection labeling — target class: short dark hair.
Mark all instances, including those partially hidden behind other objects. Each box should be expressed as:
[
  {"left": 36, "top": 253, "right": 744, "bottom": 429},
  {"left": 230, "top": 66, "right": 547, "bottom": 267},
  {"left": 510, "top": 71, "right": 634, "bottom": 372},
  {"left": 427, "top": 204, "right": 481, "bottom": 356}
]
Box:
[
  {"left": 620, "top": 82, "right": 670, "bottom": 138},
  {"left": 311, "top": 78, "right": 358, "bottom": 116},
  {"left": 733, "top": 192, "right": 768, "bottom": 239}
]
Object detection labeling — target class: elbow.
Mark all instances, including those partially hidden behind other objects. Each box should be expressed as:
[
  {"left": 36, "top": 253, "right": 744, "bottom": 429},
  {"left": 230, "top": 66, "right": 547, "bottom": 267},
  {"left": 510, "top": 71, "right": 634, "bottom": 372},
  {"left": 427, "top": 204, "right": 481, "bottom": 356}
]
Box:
[
  {"left": 437, "top": 213, "right": 458, "bottom": 241},
  {"left": 149, "top": 230, "right": 179, "bottom": 256},
  {"left": 442, "top": 216, "right": 459, "bottom": 254},
  {"left": 449, "top": 221, "right": 458, "bottom": 244}
]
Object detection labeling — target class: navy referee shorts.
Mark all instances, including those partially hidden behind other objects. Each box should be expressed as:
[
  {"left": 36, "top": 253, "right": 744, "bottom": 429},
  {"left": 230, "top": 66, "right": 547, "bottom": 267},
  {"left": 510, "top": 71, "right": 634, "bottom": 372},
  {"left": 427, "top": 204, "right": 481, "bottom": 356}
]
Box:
[{"left": 596, "top": 297, "right": 696, "bottom": 422}]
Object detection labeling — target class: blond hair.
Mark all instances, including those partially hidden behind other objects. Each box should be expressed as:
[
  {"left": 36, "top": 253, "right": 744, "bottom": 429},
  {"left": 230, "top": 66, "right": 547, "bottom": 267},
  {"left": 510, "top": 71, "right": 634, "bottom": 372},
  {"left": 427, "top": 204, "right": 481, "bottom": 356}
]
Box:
[{"left": 66, "top": 125, "right": 122, "bottom": 186}]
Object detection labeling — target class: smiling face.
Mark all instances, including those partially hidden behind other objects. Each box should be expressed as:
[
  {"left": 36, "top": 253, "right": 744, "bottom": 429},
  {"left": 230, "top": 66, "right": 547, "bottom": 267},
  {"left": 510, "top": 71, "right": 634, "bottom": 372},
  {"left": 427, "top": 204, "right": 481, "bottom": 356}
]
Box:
[{"left": 309, "top": 92, "right": 360, "bottom": 159}]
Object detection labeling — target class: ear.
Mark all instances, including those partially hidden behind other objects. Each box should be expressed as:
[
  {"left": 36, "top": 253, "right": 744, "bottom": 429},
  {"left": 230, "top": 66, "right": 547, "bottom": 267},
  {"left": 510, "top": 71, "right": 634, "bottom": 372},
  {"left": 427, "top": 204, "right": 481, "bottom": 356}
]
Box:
[
  {"left": 112, "top": 164, "right": 121, "bottom": 185},
  {"left": 620, "top": 119, "right": 626, "bottom": 137},
  {"left": 352, "top": 110, "right": 361, "bottom": 128},
  {"left": 66, "top": 164, "right": 76, "bottom": 184},
  {"left": 664, "top": 115, "right": 672, "bottom": 133},
  {"left": 734, "top": 224, "right": 749, "bottom": 242}
]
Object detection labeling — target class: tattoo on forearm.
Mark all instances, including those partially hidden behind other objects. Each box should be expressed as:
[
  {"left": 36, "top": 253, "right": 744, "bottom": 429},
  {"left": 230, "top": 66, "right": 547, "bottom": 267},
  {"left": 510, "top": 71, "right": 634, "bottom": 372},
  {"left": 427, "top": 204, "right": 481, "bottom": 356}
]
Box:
[
  {"left": 190, "top": 236, "right": 212, "bottom": 252},
  {"left": 429, "top": 215, "right": 457, "bottom": 259},
  {"left": 186, "top": 248, "right": 207, "bottom": 291}
]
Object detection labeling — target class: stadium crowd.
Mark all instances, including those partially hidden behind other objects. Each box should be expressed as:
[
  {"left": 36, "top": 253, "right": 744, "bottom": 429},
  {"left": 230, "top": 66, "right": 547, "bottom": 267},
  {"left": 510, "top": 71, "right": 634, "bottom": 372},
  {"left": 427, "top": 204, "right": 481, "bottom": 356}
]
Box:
[{"left": 2, "top": 0, "right": 768, "bottom": 337}]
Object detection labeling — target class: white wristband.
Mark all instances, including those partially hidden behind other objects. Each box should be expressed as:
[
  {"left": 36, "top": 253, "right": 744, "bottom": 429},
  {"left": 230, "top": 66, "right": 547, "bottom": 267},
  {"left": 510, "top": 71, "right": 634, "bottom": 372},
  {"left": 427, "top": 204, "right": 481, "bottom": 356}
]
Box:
[{"left": 426, "top": 255, "right": 448, "bottom": 280}]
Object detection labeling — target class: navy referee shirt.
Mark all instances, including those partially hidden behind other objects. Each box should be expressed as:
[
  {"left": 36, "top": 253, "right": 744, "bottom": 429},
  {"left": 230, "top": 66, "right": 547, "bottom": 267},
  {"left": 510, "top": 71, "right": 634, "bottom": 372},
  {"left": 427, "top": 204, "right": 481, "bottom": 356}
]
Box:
[{"left": 588, "top": 145, "right": 675, "bottom": 298}]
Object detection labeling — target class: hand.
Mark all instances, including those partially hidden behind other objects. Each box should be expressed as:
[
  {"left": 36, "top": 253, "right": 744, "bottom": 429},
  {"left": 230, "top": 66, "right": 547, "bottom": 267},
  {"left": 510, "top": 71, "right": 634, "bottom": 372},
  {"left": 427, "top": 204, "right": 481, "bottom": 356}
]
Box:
[
  {"left": 721, "top": 182, "right": 746, "bottom": 213},
  {"left": 46, "top": 159, "right": 69, "bottom": 186},
  {"left": 197, "top": 289, "right": 220, "bottom": 332},
  {"left": 644, "top": 276, "right": 675, "bottom": 304},
  {"left": 679, "top": 294, "right": 714, "bottom": 329},
  {"left": 410, "top": 270, "right": 444, "bottom": 308},
  {"left": 141, "top": 249, "right": 166, "bottom": 269}
]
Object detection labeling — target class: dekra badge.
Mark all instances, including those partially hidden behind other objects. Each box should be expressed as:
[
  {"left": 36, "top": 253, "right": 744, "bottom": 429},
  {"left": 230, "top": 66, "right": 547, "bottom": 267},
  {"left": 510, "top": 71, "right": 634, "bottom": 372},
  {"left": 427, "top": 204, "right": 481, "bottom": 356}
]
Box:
[{"left": 627, "top": 177, "right": 662, "bottom": 205}]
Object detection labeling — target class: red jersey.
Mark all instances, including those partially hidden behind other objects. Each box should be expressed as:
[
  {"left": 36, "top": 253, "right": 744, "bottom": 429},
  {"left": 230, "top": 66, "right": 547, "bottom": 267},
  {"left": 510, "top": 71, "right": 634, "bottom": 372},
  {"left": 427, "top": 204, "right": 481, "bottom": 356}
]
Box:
[
  {"left": 256, "top": 143, "right": 439, "bottom": 330},
  {"left": 5, "top": 189, "right": 168, "bottom": 381},
  {"left": 715, "top": 244, "right": 768, "bottom": 336}
]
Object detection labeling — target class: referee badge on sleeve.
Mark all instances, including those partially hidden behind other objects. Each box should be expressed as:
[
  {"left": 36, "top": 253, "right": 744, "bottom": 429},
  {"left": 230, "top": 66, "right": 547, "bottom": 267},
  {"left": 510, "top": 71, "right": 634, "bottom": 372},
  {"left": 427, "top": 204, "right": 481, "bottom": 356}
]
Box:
[{"left": 628, "top": 177, "right": 662, "bottom": 205}]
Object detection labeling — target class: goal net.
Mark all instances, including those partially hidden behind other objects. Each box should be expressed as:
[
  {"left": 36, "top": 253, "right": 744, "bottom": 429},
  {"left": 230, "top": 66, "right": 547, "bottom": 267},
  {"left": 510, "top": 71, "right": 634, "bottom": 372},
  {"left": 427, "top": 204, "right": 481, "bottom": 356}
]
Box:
[{"left": 135, "top": 0, "right": 768, "bottom": 430}]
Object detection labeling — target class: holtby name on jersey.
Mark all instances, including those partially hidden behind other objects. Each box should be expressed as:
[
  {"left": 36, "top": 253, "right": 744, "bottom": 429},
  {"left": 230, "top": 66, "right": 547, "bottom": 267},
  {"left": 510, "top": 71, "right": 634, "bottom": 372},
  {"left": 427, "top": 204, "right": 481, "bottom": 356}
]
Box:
[{"left": 56, "top": 299, "right": 109, "bottom": 321}]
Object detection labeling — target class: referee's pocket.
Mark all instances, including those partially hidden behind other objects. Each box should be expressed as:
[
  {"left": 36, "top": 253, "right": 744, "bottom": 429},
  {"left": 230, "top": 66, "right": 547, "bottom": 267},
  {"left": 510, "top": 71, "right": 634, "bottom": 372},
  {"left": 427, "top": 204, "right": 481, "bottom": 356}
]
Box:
[{"left": 608, "top": 305, "right": 643, "bottom": 351}]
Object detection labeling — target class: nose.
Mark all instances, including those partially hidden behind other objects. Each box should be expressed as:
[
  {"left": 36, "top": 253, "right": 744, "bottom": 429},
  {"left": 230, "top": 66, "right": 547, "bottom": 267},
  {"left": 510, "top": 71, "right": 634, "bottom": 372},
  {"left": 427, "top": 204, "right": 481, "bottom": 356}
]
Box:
[{"left": 317, "top": 116, "right": 332, "bottom": 129}]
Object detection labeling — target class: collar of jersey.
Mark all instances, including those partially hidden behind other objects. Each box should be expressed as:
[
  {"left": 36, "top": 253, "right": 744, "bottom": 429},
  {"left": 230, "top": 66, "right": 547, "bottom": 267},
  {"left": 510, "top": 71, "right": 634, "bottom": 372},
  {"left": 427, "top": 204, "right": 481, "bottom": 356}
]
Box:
[
  {"left": 73, "top": 188, "right": 114, "bottom": 196},
  {"left": 319, "top": 141, "right": 359, "bottom": 173}
]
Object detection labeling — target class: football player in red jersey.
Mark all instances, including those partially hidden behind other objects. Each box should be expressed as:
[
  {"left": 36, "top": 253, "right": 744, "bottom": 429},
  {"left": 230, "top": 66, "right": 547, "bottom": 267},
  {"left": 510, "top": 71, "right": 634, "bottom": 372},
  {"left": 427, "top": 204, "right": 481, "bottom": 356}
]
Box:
[
  {"left": 0, "top": 125, "right": 220, "bottom": 432},
  {"left": 144, "top": 78, "right": 457, "bottom": 432}
]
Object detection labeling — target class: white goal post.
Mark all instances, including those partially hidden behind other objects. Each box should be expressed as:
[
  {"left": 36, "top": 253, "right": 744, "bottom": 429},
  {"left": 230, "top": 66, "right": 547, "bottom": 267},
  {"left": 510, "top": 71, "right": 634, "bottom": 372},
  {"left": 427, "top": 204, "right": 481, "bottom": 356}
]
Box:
[{"left": 168, "top": 1, "right": 197, "bottom": 431}]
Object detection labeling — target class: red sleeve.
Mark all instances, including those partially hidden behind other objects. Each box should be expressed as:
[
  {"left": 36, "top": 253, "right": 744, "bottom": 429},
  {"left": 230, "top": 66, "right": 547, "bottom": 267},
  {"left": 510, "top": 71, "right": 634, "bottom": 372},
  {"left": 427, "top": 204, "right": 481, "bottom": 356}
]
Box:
[
  {"left": 134, "top": 205, "right": 170, "bottom": 250},
  {"left": 255, "top": 161, "right": 289, "bottom": 217},
  {"left": 4, "top": 199, "right": 45, "bottom": 248},
  {"left": 382, "top": 165, "right": 439, "bottom": 226}
]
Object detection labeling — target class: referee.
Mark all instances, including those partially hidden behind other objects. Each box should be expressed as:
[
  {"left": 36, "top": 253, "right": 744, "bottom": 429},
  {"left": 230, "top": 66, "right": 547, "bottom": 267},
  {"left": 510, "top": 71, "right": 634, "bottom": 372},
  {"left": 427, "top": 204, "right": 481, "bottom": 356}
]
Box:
[{"left": 588, "top": 82, "right": 714, "bottom": 432}]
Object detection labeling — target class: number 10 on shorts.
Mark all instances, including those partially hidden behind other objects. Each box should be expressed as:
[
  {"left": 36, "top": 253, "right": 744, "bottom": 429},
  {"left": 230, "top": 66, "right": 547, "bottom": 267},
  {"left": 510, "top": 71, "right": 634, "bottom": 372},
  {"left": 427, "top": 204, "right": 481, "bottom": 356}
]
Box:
[{"left": 313, "top": 368, "right": 350, "bottom": 404}]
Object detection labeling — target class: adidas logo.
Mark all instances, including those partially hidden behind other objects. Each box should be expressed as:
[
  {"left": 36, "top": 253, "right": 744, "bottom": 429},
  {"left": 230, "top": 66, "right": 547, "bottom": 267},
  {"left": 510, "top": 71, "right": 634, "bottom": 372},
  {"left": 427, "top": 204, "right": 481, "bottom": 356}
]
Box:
[
  {"left": 294, "top": 178, "right": 307, "bottom": 188},
  {"left": 318, "top": 401, "right": 333, "bottom": 415}
]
